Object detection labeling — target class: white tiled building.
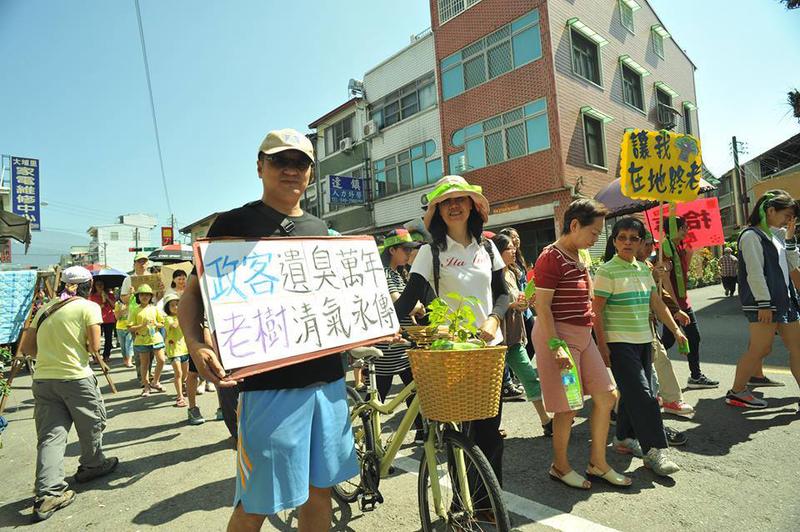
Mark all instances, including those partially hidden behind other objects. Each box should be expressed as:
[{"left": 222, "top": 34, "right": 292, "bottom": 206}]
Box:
[{"left": 87, "top": 213, "right": 157, "bottom": 271}]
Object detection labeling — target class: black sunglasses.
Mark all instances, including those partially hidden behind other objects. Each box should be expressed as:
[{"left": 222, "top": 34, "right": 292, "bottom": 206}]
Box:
[{"left": 263, "top": 153, "right": 313, "bottom": 171}]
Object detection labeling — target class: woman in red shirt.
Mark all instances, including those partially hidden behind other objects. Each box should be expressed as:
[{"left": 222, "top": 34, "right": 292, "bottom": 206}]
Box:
[
  {"left": 532, "top": 199, "right": 628, "bottom": 489},
  {"left": 89, "top": 279, "right": 117, "bottom": 362}
]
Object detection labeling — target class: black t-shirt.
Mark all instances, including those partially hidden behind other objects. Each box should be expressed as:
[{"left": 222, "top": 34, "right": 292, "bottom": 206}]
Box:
[{"left": 203, "top": 200, "right": 345, "bottom": 391}]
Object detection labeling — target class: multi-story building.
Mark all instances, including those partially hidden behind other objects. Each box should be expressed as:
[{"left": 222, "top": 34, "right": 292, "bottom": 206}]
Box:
[
  {"left": 714, "top": 132, "right": 800, "bottom": 238},
  {"left": 87, "top": 213, "right": 157, "bottom": 271},
  {"left": 431, "top": 0, "right": 700, "bottom": 261}
]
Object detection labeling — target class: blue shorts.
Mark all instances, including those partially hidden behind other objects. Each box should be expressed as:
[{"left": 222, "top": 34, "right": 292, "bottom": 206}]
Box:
[
  {"left": 234, "top": 378, "right": 358, "bottom": 515},
  {"left": 170, "top": 354, "right": 190, "bottom": 363},
  {"left": 745, "top": 300, "right": 800, "bottom": 324},
  {"left": 133, "top": 343, "right": 165, "bottom": 354}
]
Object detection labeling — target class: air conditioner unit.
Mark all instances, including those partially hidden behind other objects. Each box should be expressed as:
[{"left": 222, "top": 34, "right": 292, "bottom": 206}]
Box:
[
  {"left": 362, "top": 120, "right": 378, "bottom": 139},
  {"left": 339, "top": 137, "right": 353, "bottom": 152}
]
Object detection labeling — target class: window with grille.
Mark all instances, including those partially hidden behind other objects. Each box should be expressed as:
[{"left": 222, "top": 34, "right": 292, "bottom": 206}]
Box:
[
  {"left": 683, "top": 103, "right": 693, "bottom": 135},
  {"left": 441, "top": 9, "right": 542, "bottom": 100},
  {"left": 438, "top": 0, "right": 483, "bottom": 25},
  {"left": 369, "top": 72, "right": 435, "bottom": 129},
  {"left": 373, "top": 140, "right": 441, "bottom": 199},
  {"left": 110, "top": 231, "right": 119, "bottom": 241},
  {"left": 621, "top": 63, "right": 644, "bottom": 111},
  {"left": 324, "top": 115, "right": 354, "bottom": 156},
  {"left": 656, "top": 88, "right": 674, "bottom": 127},
  {"left": 447, "top": 98, "right": 550, "bottom": 173},
  {"left": 583, "top": 115, "right": 606, "bottom": 168},
  {"left": 652, "top": 31, "right": 664, "bottom": 58},
  {"left": 571, "top": 30, "right": 601, "bottom": 85},
  {"left": 620, "top": 1, "right": 634, "bottom": 33}
]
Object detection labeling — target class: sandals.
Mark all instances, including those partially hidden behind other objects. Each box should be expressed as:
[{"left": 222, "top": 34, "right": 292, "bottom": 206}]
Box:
[
  {"left": 586, "top": 464, "right": 632, "bottom": 487},
  {"left": 150, "top": 382, "right": 165, "bottom": 392},
  {"left": 175, "top": 398, "right": 187, "bottom": 408},
  {"left": 549, "top": 464, "right": 591, "bottom": 490},
  {"left": 140, "top": 388, "right": 150, "bottom": 397}
]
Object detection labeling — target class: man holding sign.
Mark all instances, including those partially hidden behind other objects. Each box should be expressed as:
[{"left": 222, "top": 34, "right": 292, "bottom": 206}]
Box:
[{"left": 179, "top": 129, "right": 357, "bottom": 531}]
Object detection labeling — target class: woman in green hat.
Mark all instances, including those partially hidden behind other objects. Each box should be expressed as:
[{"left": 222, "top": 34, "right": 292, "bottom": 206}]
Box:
[
  {"left": 373, "top": 229, "right": 426, "bottom": 440},
  {"left": 395, "top": 175, "right": 510, "bottom": 497}
]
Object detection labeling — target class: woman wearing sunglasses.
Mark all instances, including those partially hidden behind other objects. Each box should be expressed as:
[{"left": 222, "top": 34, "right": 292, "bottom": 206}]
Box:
[{"left": 593, "top": 217, "right": 687, "bottom": 477}]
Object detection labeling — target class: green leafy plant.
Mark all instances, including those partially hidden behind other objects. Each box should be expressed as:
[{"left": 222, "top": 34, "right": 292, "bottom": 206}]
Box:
[
  {"left": 0, "top": 346, "right": 13, "bottom": 397},
  {"left": 425, "top": 293, "right": 484, "bottom": 349}
]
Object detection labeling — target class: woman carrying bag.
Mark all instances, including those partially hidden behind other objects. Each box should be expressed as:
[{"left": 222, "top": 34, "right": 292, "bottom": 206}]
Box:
[{"left": 394, "top": 175, "right": 510, "bottom": 494}]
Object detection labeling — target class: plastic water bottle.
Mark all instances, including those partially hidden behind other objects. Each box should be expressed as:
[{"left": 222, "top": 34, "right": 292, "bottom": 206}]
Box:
[{"left": 561, "top": 369, "right": 584, "bottom": 410}]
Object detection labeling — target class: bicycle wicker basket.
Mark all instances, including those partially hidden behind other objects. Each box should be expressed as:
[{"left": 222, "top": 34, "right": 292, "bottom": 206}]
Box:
[
  {"left": 407, "top": 345, "right": 506, "bottom": 422},
  {"left": 402, "top": 325, "right": 451, "bottom": 347}
]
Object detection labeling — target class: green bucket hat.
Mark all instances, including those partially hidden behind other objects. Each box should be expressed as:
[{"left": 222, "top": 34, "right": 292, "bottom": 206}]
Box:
[
  {"left": 422, "top": 175, "right": 489, "bottom": 229},
  {"left": 378, "top": 229, "right": 422, "bottom": 254}
]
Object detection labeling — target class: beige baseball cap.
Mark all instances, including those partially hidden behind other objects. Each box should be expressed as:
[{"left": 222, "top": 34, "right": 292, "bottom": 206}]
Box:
[{"left": 259, "top": 128, "right": 314, "bottom": 162}]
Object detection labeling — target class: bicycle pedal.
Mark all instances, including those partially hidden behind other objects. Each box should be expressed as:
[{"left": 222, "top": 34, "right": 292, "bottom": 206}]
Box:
[{"left": 358, "top": 492, "right": 384, "bottom": 512}]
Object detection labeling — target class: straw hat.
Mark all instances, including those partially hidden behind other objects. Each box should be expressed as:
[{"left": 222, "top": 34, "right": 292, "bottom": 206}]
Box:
[{"left": 422, "top": 175, "right": 489, "bottom": 229}]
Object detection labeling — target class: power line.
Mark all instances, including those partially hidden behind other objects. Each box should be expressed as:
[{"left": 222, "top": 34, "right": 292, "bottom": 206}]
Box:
[{"left": 134, "top": 0, "right": 174, "bottom": 217}]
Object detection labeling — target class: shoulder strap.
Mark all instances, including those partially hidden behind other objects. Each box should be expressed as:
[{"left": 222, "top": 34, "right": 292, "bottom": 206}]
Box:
[
  {"left": 245, "top": 200, "right": 295, "bottom": 236},
  {"left": 482, "top": 238, "right": 494, "bottom": 264},
  {"left": 36, "top": 297, "right": 79, "bottom": 330},
  {"left": 432, "top": 245, "right": 440, "bottom": 296}
]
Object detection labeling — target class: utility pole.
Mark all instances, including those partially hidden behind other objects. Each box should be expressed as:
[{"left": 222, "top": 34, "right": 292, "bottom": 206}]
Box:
[
  {"left": 134, "top": 228, "right": 140, "bottom": 251},
  {"left": 103, "top": 242, "right": 108, "bottom": 266},
  {"left": 731, "top": 136, "right": 750, "bottom": 227}
]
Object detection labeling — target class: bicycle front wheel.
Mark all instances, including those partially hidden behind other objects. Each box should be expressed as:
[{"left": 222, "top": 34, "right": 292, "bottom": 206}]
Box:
[
  {"left": 418, "top": 428, "right": 510, "bottom": 531},
  {"left": 332, "top": 385, "right": 372, "bottom": 504}
]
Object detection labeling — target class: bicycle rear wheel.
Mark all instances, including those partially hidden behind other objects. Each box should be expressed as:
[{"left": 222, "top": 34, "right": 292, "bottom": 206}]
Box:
[
  {"left": 332, "top": 385, "right": 372, "bottom": 504},
  {"left": 418, "top": 428, "right": 510, "bottom": 531}
]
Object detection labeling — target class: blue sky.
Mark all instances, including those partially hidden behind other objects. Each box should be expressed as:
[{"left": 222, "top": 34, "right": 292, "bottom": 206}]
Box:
[{"left": 2, "top": 0, "right": 798, "bottom": 266}]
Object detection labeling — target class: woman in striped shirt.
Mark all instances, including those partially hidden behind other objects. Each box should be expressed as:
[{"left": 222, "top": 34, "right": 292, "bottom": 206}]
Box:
[
  {"left": 374, "top": 229, "right": 426, "bottom": 439},
  {"left": 532, "top": 199, "right": 625, "bottom": 489}
]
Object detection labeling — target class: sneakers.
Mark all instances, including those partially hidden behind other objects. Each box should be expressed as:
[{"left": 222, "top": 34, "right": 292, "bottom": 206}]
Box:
[
  {"left": 687, "top": 374, "right": 719, "bottom": 389},
  {"left": 643, "top": 448, "right": 680, "bottom": 476},
  {"left": 33, "top": 490, "right": 76, "bottom": 522},
  {"left": 665, "top": 427, "right": 687, "bottom": 446},
  {"left": 747, "top": 376, "right": 785, "bottom": 388},
  {"left": 196, "top": 383, "right": 205, "bottom": 395},
  {"left": 74, "top": 457, "right": 119, "bottom": 483},
  {"left": 725, "top": 389, "right": 768, "bottom": 409},
  {"left": 612, "top": 437, "right": 644, "bottom": 458},
  {"left": 662, "top": 400, "right": 695, "bottom": 417},
  {"left": 501, "top": 383, "right": 525, "bottom": 401},
  {"left": 215, "top": 408, "right": 225, "bottom": 421},
  {"left": 188, "top": 407, "right": 206, "bottom": 425},
  {"left": 205, "top": 382, "right": 216, "bottom": 392}
]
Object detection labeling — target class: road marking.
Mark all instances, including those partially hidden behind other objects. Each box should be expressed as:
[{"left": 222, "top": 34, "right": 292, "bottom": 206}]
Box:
[
  {"left": 763, "top": 365, "right": 793, "bottom": 375},
  {"left": 393, "top": 454, "right": 619, "bottom": 532}
]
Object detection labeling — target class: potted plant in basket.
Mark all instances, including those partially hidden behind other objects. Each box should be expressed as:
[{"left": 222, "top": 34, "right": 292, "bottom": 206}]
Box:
[{"left": 405, "top": 294, "right": 507, "bottom": 423}]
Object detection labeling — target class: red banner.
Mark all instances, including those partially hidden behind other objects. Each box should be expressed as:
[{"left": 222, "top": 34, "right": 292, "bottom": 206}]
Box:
[
  {"left": 161, "top": 226, "right": 174, "bottom": 247},
  {"left": 644, "top": 197, "right": 724, "bottom": 250},
  {"left": 0, "top": 239, "right": 11, "bottom": 263}
]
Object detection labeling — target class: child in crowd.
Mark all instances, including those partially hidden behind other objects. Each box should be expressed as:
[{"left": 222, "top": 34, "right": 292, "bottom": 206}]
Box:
[
  {"left": 163, "top": 293, "right": 189, "bottom": 407},
  {"left": 728, "top": 190, "right": 800, "bottom": 409},
  {"left": 114, "top": 296, "right": 134, "bottom": 368},
  {"left": 127, "top": 284, "right": 166, "bottom": 397}
]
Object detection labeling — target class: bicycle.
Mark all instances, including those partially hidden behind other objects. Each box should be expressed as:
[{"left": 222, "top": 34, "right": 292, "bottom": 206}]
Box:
[{"left": 334, "top": 347, "right": 511, "bottom": 531}]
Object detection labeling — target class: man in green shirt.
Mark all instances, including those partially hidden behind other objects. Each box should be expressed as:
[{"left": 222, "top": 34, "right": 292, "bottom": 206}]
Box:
[{"left": 20, "top": 266, "right": 118, "bottom": 522}]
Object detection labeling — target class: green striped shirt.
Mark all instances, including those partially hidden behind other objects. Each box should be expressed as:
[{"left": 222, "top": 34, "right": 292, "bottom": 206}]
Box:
[{"left": 594, "top": 255, "right": 655, "bottom": 344}]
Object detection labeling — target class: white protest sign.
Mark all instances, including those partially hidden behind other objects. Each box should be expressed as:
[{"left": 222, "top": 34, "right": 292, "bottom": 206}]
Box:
[{"left": 194, "top": 236, "right": 399, "bottom": 377}]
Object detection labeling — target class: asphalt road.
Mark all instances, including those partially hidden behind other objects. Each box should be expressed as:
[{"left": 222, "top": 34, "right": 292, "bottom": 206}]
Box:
[{"left": 1, "top": 284, "right": 798, "bottom": 531}]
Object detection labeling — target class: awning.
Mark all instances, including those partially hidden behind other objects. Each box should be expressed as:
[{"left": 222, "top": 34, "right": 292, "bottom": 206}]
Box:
[
  {"left": 0, "top": 209, "right": 31, "bottom": 252},
  {"left": 567, "top": 18, "right": 609, "bottom": 47},
  {"left": 621, "top": 0, "right": 642, "bottom": 10},
  {"left": 581, "top": 106, "right": 614, "bottom": 123},
  {"left": 651, "top": 24, "right": 671, "bottom": 39},
  {"left": 654, "top": 81, "right": 679, "bottom": 99},
  {"left": 619, "top": 55, "right": 651, "bottom": 77},
  {"left": 683, "top": 101, "right": 698, "bottom": 111}
]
